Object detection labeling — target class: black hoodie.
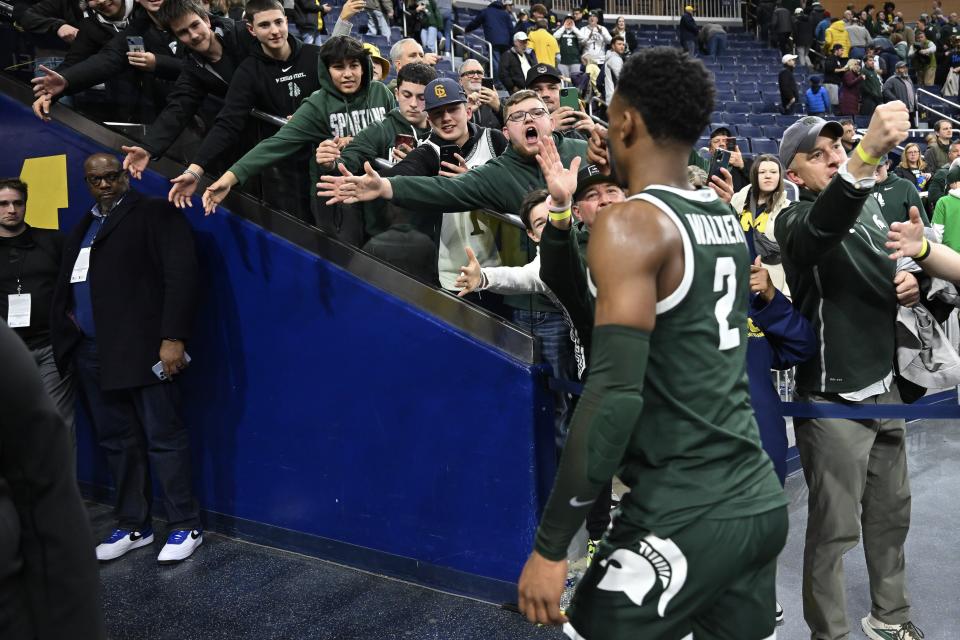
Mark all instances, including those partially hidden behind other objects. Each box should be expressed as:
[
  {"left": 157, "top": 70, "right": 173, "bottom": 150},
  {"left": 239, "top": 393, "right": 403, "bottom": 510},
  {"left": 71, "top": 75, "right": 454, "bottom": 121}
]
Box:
[
  {"left": 142, "top": 16, "right": 258, "bottom": 157},
  {"left": 192, "top": 34, "right": 321, "bottom": 170}
]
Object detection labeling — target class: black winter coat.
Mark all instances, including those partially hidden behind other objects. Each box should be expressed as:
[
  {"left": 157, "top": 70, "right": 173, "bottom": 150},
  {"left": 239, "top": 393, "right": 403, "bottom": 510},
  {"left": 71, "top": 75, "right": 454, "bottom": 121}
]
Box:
[
  {"left": 0, "top": 322, "right": 105, "bottom": 640},
  {"left": 499, "top": 48, "right": 537, "bottom": 93},
  {"left": 51, "top": 190, "right": 199, "bottom": 391}
]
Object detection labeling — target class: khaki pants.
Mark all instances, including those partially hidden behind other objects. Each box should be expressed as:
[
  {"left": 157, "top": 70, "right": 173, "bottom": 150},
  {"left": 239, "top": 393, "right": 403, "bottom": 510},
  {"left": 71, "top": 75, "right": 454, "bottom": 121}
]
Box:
[{"left": 796, "top": 387, "right": 911, "bottom": 640}]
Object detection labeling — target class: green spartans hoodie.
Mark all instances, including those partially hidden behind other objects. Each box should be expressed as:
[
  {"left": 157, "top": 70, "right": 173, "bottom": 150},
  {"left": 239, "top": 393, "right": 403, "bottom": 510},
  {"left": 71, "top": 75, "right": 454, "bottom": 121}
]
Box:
[
  {"left": 337, "top": 108, "right": 431, "bottom": 174},
  {"left": 872, "top": 173, "right": 929, "bottom": 227},
  {"left": 229, "top": 53, "right": 396, "bottom": 199}
]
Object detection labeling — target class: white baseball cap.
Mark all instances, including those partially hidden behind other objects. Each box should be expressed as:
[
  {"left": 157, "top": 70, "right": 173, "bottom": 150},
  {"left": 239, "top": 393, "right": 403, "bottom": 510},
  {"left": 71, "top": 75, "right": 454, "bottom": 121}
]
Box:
[
  {"left": 514, "top": 31, "right": 528, "bottom": 41},
  {"left": 782, "top": 53, "right": 798, "bottom": 63}
]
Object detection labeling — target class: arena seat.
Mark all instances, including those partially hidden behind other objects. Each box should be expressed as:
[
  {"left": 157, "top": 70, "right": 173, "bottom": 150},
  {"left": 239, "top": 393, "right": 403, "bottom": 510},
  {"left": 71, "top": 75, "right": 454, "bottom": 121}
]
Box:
[
  {"left": 751, "top": 138, "right": 779, "bottom": 154},
  {"left": 749, "top": 113, "right": 776, "bottom": 125},
  {"left": 737, "top": 124, "right": 763, "bottom": 138}
]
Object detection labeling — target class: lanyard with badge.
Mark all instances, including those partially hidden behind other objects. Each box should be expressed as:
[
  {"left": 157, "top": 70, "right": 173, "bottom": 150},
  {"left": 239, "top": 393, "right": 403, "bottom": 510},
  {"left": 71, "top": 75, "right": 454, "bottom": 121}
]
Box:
[
  {"left": 70, "top": 215, "right": 107, "bottom": 285},
  {"left": 7, "top": 247, "right": 31, "bottom": 328}
]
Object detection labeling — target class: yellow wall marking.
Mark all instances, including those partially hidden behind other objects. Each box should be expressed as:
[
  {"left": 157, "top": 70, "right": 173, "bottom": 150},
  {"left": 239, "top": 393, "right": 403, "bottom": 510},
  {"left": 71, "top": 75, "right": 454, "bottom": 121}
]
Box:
[{"left": 20, "top": 155, "right": 68, "bottom": 230}]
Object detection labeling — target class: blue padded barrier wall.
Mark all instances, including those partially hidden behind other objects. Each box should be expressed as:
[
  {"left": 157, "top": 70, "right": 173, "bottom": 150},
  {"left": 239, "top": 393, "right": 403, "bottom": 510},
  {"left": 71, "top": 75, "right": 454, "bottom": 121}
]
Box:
[{"left": 0, "top": 93, "right": 556, "bottom": 603}]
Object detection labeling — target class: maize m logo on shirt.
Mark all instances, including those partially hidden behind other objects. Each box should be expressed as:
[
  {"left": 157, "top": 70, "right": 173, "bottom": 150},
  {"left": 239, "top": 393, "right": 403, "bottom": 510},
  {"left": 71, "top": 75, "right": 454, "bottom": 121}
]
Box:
[{"left": 328, "top": 107, "right": 389, "bottom": 138}]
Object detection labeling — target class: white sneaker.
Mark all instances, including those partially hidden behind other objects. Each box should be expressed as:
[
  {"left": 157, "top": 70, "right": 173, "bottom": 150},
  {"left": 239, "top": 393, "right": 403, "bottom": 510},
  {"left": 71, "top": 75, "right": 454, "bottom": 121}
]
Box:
[
  {"left": 96, "top": 528, "right": 154, "bottom": 561},
  {"left": 861, "top": 613, "right": 925, "bottom": 640},
  {"left": 157, "top": 529, "right": 203, "bottom": 564},
  {"left": 775, "top": 601, "right": 784, "bottom": 623}
]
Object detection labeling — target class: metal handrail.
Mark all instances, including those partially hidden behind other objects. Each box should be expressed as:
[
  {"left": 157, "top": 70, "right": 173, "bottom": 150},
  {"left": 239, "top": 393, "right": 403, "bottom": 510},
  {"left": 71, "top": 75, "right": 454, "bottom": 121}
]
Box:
[
  {"left": 250, "top": 109, "right": 288, "bottom": 128},
  {"left": 918, "top": 89, "right": 960, "bottom": 111},
  {"left": 453, "top": 23, "right": 494, "bottom": 77},
  {"left": 401, "top": 3, "right": 409, "bottom": 37},
  {"left": 920, "top": 103, "right": 960, "bottom": 129}
]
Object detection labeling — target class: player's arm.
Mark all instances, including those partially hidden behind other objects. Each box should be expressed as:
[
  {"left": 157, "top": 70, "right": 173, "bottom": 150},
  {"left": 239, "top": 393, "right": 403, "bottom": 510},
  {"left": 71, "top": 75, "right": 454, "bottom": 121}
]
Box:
[{"left": 518, "top": 201, "right": 674, "bottom": 626}]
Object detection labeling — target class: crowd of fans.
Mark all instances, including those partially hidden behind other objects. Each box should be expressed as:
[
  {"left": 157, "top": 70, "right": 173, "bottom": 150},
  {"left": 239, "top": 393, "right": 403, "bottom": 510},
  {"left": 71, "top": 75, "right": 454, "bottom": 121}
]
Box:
[
  {"left": 4, "top": 0, "right": 960, "bottom": 638},
  {"left": 769, "top": 0, "right": 960, "bottom": 119}
]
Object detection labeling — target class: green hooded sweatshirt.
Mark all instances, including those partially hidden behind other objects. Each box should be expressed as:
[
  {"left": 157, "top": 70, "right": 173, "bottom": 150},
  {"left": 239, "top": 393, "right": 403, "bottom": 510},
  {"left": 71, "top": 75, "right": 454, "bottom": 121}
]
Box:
[
  {"left": 872, "top": 173, "right": 929, "bottom": 227},
  {"left": 229, "top": 53, "right": 396, "bottom": 201},
  {"left": 337, "top": 107, "right": 431, "bottom": 235},
  {"left": 337, "top": 107, "right": 431, "bottom": 174}
]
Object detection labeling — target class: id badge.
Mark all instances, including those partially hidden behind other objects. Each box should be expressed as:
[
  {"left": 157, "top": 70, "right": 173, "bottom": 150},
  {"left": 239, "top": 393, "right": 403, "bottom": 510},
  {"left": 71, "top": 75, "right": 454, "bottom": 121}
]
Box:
[
  {"left": 71, "top": 247, "right": 91, "bottom": 283},
  {"left": 7, "top": 293, "right": 31, "bottom": 328}
]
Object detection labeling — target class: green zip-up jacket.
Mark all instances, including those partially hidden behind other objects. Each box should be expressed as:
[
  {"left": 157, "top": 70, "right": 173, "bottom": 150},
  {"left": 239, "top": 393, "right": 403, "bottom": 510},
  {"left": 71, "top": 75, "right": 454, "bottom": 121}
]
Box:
[
  {"left": 775, "top": 174, "right": 897, "bottom": 394},
  {"left": 336, "top": 107, "right": 431, "bottom": 174},
  {"left": 873, "top": 173, "right": 929, "bottom": 227},
  {"left": 229, "top": 53, "right": 396, "bottom": 198},
  {"left": 387, "top": 132, "right": 587, "bottom": 215}
]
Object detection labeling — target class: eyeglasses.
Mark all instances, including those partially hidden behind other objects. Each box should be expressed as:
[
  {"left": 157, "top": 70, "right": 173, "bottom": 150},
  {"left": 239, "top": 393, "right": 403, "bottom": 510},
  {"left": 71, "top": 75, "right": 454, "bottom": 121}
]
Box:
[
  {"left": 460, "top": 70, "right": 484, "bottom": 77},
  {"left": 85, "top": 170, "right": 126, "bottom": 186},
  {"left": 506, "top": 107, "right": 549, "bottom": 123}
]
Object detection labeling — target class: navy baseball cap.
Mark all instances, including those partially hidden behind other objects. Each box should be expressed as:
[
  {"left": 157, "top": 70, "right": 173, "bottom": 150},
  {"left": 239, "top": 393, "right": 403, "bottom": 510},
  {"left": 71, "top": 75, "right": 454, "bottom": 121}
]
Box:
[
  {"left": 525, "top": 63, "right": 562, "bottom": 87},
  {"left": 424, "top": 78, "right": 467, "bottom": 111}
]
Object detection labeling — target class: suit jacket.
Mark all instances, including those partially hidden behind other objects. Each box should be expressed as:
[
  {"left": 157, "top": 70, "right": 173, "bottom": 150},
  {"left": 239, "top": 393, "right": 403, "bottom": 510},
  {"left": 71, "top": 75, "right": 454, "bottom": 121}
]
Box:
[{"left": 51, "top": 189, "right": 199, "bottom": 390}]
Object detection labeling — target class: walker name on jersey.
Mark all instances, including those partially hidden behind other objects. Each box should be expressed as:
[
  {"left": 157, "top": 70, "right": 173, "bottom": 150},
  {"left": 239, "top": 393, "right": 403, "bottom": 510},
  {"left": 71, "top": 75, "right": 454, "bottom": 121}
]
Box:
[
  {"left": 329, "top": 107, "right": 388, "bottom": 138},
  {"left": 684, "top": 213, "right": 746, "bottom": 246},
  {"left": 276, "top": 72, "right": 307, "bottom": 84}
]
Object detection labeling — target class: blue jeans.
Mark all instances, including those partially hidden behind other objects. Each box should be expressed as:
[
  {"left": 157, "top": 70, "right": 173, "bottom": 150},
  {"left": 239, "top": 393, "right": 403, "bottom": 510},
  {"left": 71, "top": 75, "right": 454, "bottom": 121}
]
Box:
[
  {"left": 421, "top": 26, "right": 438, "bottom": 52},
  {"left": 74, "top": 339, "right": 200, "bottom": 531},
  {"left": 682, "top": 38, "right": 697, "bottom": 57},
  {"left": 441, "top": 12, "right": 453, "bottom": 52},
  {"left": 707, "top": 33, "right": 727, "bottom": 60},
  {"left": 512, "top": 309, "right": 576, "bottom": 449},
  {"left": 366, "top": 9, "right": 391, "bottom": 36}
]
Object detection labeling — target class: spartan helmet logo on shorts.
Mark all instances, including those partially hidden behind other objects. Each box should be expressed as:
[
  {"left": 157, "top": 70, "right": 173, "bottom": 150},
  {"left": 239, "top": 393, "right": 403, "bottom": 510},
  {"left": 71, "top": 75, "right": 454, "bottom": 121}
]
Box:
[
  {"left": 595, "top": 535, "right": 688, "bottom": 618},
  {"left": 435, "top": 84, "right": 447, "bottom": 99}
]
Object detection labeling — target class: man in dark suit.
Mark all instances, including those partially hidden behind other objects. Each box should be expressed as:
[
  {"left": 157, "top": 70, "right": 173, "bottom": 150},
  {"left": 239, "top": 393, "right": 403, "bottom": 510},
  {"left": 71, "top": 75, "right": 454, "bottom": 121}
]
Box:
[{"left": 51, "top": 153, "right": 202, "bottom": 565}]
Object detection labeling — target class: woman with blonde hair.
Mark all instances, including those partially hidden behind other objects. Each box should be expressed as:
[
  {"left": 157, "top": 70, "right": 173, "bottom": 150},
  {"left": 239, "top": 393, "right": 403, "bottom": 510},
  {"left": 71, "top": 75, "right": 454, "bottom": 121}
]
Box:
[
  {"left": 894, "top": 142, "right": 931, "bottom": 190},
  {"left": 838, "top": 58, "right": 863, "bottom": 115}
]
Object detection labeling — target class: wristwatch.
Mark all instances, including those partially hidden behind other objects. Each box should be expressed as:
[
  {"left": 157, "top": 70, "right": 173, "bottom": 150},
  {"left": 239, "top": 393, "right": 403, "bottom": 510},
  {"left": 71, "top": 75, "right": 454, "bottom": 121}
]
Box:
[{"left": 837, "top": 159, "right": 877, "bottom": 190}]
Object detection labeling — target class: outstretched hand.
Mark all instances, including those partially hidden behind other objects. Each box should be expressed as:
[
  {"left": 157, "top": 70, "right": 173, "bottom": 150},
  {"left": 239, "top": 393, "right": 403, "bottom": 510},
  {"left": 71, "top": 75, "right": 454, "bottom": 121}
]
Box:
[
  {"left": 120, "top": 145, "right": 150, "bottom": 180},
  {"left": 535, "top": 136, "right": 581, "bottom": 207},
  {"left": 168, "top": 170, "right": 200, "bottom": 209},
  {"left": 31, "top": 65, "right": 67, "bottom": 99},
  {"left": 202, "top": 171, "right": 238, "bottom": 215},
  {"left": 886, "top": 206, "right": 925, "bottom": 260},
  {"left": 317, "top": 161, "right": 388, "bottom": 205}
]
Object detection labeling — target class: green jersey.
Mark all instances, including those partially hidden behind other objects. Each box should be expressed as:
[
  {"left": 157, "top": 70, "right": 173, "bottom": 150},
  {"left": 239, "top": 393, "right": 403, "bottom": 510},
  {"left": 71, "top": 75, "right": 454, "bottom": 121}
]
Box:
[
  {"left": 617, "top": 187, "right": 785, "bottom": 535},
  {"left": 933, "top": 193, "right": 960, "bottom": 252}
]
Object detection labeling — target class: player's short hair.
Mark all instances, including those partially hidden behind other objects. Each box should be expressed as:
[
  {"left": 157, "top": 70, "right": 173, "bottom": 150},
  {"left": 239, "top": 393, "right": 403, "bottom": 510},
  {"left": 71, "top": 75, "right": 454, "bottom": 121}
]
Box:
[
  {"left": 157, "top": 0, "right": 209, "bottom": 29},
  {"left": 397, "top": 62, "right": 437, "bottom": 89},
  {"left": 0, "top": 178, "right": 27, "bottom": 203},
  {"left": 320, "top": 36, "right": 369, "bottom": 70},
  {"left": 520, "top": 189, "right": 548, "bottom": 231},
  {"left": 611, "top": 35, "right": 625, "bottom": 45},
  {"left": 244, "top": 0, "right": 284, "bottom": 23},
  {"left": 614, "top": 47, "right": 713, "bottom": 147}
]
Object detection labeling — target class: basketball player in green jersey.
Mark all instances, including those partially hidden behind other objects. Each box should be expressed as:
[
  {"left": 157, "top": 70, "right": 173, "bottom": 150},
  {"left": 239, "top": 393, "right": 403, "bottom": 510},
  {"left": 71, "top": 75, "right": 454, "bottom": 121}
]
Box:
[{"left": 517, "top": 47, "right": 788, "bottom": 639}]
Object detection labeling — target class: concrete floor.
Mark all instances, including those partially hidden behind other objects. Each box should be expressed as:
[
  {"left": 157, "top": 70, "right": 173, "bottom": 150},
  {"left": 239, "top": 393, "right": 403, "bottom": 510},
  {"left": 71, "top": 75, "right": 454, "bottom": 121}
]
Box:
[{"left": 91, "top": 418, "right": 958, "bottom": 639}]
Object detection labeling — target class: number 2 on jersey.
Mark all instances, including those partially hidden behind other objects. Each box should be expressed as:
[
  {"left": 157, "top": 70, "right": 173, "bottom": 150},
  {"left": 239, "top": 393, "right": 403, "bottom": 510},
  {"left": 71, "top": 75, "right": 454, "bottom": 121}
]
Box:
[{"left": 713, "top": 256, "right": 740, "bottom": 350}]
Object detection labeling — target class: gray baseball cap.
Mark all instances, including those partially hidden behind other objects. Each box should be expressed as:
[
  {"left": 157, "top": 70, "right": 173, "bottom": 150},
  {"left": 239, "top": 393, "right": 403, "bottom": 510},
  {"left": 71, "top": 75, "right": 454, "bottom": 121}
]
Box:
[{"left": 779, "top": 116, "right": 845, "bottom": 169}]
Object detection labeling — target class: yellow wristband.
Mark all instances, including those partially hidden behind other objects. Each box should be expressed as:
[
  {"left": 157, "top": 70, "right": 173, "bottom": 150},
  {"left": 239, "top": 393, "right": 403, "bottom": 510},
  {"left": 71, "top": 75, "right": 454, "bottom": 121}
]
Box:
[
  {"left": 549, "top": 208, "right": 572, "bottom": 221},
  {"left": 854, "top": 144, "right": 882, "bottom": 166},
  {"left": 914, "top": 236, "right": 931, "bottom": 261}
]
